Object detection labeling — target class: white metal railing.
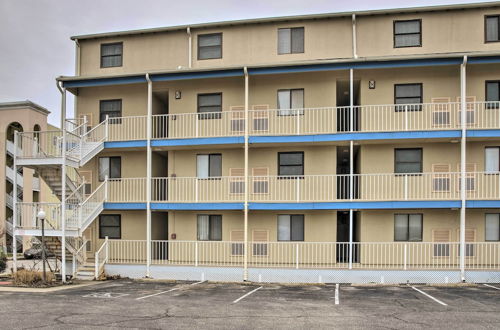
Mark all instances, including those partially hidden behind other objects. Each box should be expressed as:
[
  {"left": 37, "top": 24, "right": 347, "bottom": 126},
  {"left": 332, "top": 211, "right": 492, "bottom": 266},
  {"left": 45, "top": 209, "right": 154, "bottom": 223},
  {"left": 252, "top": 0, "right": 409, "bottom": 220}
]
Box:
[
  {"left": 72, "top": 238, "right": 89, "bottom": 276},
  {"left": 16, "top": 130, "right": 64, "bottom": 159},
  {"left": 82, "top": 118, "right": 107, "bottom": 144},
  {"left": 95, "top": 237, "right": 109, "bottom": 279},
  {"left": 104, "top": 172, "right": 500, "bottom": 203},
  {"left": 106, "top": 240, "right": 500, "bottom": 270},
  {"left": 152, "top": 111, "right": 244, "bottom": 139},
  {"left": 67, "top": 179, "right": 107, "bottom": 230},
  {"left": 16, "top": 202, "right": 62, "bottom": 230},
  {"left": 108, "top": 178, "right": 146, "bottom": 202},
  {"left": 108, "top": 116, "right": 147, "bottom": 141},
  {"left": 84, "top": 102, "right": 499, "bottom": 142}
]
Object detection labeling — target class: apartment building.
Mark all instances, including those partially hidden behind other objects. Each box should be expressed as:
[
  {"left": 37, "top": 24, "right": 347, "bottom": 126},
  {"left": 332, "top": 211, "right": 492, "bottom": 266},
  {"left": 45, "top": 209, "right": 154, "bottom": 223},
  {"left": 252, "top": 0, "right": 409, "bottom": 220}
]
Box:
[
  {"left": 12, "top": 2, "right": 500, "bottom": 283},
  {"left": 0, "top": 101, "right": 50, "bottom": 253}
]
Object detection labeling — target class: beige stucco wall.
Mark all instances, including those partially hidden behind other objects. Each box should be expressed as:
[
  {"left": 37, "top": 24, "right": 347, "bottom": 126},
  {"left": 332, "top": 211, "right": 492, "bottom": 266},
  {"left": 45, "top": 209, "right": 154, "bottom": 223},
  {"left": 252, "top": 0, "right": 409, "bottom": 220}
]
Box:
[
  {"left": 76, "top": 7, "right": 500, "bottom": 76},
  {"left": 0, "top": 106, "right": 49, "bottom": 249}
]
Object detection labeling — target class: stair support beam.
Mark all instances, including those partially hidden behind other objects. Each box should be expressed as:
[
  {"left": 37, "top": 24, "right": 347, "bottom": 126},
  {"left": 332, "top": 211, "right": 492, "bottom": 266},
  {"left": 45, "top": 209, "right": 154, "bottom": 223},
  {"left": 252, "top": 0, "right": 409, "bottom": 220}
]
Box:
[
  {"left": 59, "top": 84, "right": 67, "bottom": 283},
  {"left": 12, "top": 132, "right": 18, "bottom": 271}
]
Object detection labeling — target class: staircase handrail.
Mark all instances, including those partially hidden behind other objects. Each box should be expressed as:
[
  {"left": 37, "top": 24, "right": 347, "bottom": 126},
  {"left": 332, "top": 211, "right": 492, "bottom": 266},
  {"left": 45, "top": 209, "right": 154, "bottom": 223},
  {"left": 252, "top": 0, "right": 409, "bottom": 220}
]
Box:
[
  {"left": 95, "top": 236, "right": 109, "bottom": 279},
  {"left": 82, "top": 117, "right": 108, "bottom": 142},
  {"left": 65, "top": 182, "right": 85, "bottom": 204},
  {"left": 72, "top": 237, "right": 88, "bottom": 276}
]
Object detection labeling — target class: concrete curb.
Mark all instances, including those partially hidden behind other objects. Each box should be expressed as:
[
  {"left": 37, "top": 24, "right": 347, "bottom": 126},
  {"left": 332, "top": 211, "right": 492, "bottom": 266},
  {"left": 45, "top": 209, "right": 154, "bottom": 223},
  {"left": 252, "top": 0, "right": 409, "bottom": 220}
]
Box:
[{"left": 0, "top": 280, "right": 106, "bottom": 293}]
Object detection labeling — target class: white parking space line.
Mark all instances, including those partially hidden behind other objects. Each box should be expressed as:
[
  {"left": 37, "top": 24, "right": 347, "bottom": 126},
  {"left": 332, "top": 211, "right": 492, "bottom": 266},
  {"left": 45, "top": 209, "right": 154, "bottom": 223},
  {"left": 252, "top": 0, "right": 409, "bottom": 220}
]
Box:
[
  {"left": 136, "top": 287, "right": 179, "bottom": 300},
  {"left": 410, "top": 286, "right": 448, "bottom": 306},
  {"left": 232, "top": 286, "right": 263, "bottom": 304},
  {"left": 483, "top": 284, "right": 500, "bottom": 290},
  {"left": 335, "top": 284, "right": 340, "bottom": 305},
  {"left": 136, "top": 281, "right": 206, "bottom": 300}
]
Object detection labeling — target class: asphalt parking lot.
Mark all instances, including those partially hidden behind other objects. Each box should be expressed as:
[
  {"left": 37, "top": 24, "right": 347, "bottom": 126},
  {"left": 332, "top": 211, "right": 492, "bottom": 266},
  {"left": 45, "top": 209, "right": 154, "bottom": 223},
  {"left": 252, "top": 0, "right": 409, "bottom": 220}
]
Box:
[{"left": 0, "top": 280, "right": 499, "bottom": 329}]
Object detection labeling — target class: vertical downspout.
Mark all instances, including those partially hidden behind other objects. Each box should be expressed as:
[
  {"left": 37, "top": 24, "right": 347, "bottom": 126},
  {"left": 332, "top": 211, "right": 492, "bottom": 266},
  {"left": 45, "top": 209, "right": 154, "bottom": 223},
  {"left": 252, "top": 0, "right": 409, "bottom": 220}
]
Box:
[
  {"left": 187, "top": 27, "right": 192, "bottom": 69},
  {"left": 243, "top": 67, "right": 249, "bottom": 281},
  {"left": 12, "top": 132, "right": 18, "bottom": 272},
  {"left": 57, "top": 81, "right": 67, "bottom": 283},
  {"left": 349, "top": 68, "right": 354, "bottom": 270},
  {"left": 146, "top": 74, "right": 152, "bottom": 278},
  {"left": 352, "top": 14, "right": 358, "bottom": 59},
  {"left": 74, "top": 39, "right": 81, "bottom": 120},
  {"left": 459, "top": 56, "right": 467, "bottom": 282}
]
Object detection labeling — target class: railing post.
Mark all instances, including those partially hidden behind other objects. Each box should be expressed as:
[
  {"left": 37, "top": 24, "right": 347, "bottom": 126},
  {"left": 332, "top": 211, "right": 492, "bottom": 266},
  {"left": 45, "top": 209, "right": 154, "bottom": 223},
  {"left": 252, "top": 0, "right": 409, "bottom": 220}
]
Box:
[
  {"left": 296, "top": 177, "right": 300, "bottom": 202},
  {"left": 404, "top": 174, "right": 408, "bottom": 200},
  {"left": 296, "top": 109, "right": 300, "bottom": 135},
  {"left": 195, "top": 241, "right": 199, "bottom": 267},
  {"left": 104, "top": 175, "right": 109, "bottom": 201},
  {"left": 72, "top": 255, "right": 76, "bottom": 276},
  {"left": 94, "top": 251, "right": 99, "bottom": 279},
  {"left": 105, "top": 114, "right": 110, "bottom": 140},
  {"left": 105, "top": 236, "right": 109, "bottom": 262},
  {"left": 196, "top": 115, "right": 199, "bottom": 137},
  {"left": 404, "top": 243, "right": 407, "bottom": 270},
  {"left": 295, "top": 243, "right": 299, "bottom": 269},
  {"left": 195, "top": 179, "right": 199, "bottom": 202},
  {"left": 405, "top": 105, "right": 408, "bottom": 131}
]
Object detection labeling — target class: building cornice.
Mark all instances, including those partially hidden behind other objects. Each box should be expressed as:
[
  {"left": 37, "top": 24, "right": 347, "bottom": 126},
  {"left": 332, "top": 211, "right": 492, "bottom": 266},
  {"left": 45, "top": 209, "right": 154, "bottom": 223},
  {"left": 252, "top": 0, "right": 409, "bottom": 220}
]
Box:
[{"left": 0, "top": 101, "right": 50, "bottom": 116}]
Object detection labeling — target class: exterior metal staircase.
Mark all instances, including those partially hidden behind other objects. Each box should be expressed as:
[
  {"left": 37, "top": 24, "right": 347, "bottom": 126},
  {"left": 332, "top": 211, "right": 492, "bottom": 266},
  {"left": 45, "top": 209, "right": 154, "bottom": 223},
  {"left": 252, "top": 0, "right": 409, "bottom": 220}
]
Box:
[{"left": 12, "top": 119, "right": 109, "bottom": 278}]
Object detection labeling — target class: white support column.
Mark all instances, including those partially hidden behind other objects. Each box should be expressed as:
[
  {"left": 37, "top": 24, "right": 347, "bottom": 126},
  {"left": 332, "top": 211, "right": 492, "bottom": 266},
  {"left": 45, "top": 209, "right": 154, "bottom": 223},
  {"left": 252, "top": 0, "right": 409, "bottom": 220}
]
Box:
[
  {"left": 351, "top": 14, "right": 358, "bottom": 59},
  {"left": 146, "top": 74, "right": 153, "bottom": 278},
  {"left": 459, "top": 56, "right": 468, "bottom": 282},
  {"left": 61, "top": 87, "right": 67, "bottom": 282},
  {"left": 348, "top": 69, "right": 354, "bottom": 270},
  {"left": 12, "top": 132, "right": 18, "bottom": 272},
  {"left": 243, "top": 67, "right": 249, "bottom": 281}
]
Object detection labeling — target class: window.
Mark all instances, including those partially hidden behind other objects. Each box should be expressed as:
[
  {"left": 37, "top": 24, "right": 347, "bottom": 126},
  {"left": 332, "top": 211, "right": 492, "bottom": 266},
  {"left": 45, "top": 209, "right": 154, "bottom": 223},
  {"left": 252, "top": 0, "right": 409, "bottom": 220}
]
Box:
[
  {"left": 278, "top": 215, "right": 304, "bottom": 241},
  {"left": 99, "top": 214, "right": 121, "bottom": 239},
  {"left": 98, "top": 157, "right": 121, "bottom": 181},
  {"left": 485, "top": 147, "right": 500, "bottom": 172},
  {"left": 278, "top": 27, "right": 304, "bottom": 54},
  {"left": 197, "top": 154, "right": 222, "bottom": 178},
  {"left": 395, "top": 148, "right": 422, "bottom": 174},
  {"left": 486, "top": 214, "right": 500, "bottom": 241},
  {"left": 485, "top": 15, "right": 500, "bottom": 42},
  {"left": 278, "top": 152, "right": 304, "bottom": 177},
  {"left": 197, "top": 215, "right": 222, "bottom": 241},
  {"left": 197, "top": 93, "right": 222, "bottom": 119},
  {"left": 277, "top": 89, "right": 304, "bottom": 116},
  {"left": 395, "top": 84, "right": 423, "bottom": 111},
  {"left": 394, "top": 19, "right": 421, "bottom": 48},
  {"left": 99, "top": 100, "right": 122, "bottom": 122},
  {"left": 394, "top": 214, "right": 422, "bottom": 241},
  {"left": 101, "top": 42, "right": 123, "bottom": 68},
  {"left": 486, "top": 81, "right": 500, "bottom": 109},
  {"left": 198, "top": 33, "right": 222, "bottom": 60}
]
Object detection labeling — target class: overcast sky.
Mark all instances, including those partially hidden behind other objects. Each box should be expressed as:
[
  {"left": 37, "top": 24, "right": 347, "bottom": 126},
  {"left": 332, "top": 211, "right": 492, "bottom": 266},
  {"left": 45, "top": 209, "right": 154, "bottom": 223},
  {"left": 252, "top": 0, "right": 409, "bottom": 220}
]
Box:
[{"left": 0, "top": 0, "right": 491, "bottom": 126}]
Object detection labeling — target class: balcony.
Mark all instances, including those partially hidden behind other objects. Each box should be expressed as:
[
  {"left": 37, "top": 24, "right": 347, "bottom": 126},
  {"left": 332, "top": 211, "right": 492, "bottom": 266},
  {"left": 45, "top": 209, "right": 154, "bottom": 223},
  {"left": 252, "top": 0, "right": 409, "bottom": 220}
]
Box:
[
  {"left": 101, "top": 101, "right": 500, "bottom": 142},
  {"left": 105, "top": 240, "right": 500, "bottom": 270},
  {"left": 106, "top": 172, "right": 500, "bottom": 204}
]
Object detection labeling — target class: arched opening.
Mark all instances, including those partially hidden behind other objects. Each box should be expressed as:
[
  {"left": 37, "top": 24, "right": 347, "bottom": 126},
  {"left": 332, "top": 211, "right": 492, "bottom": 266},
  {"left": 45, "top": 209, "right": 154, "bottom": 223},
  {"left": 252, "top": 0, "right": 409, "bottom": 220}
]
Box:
[{"left": 6, "top": 122, "right": 23, "bottom": 143}]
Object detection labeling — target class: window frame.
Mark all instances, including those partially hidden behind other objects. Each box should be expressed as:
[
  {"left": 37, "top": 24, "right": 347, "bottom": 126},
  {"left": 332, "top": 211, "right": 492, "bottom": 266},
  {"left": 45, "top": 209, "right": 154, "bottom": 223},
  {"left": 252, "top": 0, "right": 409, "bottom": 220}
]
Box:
[
  {"left": 277, "top": 27, "right": 305, "bottom": 55},
  {"left": 277, "top": 88, "right": 305, "bottom": 116},
  {"left": 197, "top": 93, "right": 222, "bottom": 119},
  {"left": 100, "top": 42, "right": 123, "bottom": 68},
  {"left": 99, "top": 214, "right": 121, "bottom": 239},
  {"left": 394, "top": 148, "right": 423, "bottom": 174},
  {"left": 394, "top": 213, "right": 423, "bottom": 242},
  {"left": 98, "top": 156, "right": 122, "bottom": 181},
  {"left": 99, "top": 99, "right": 122, "bottom": 123},
  {"left": 197, "top": 33, "right": 223, "bottom": 60},
  {"left": 277, "top": 214, "right": 305, "bottom": 241},
  {"left": 394, "top": 83, "right": 423, "bottom": 112},
  {"left": 485, "top": 147, "right": 500, "bottom": 173},
  {"left": 196, "top": 153, "right": 222, "bottom": 179},
  {"left": 485, "top": 15, "right": 500, "bottom": 43},
  {"left": 197, "top": 214, "right": 222, "bottom": 241},
  {"left": 486, "top": 80, "right": 500, "bottom": 109},
  {"left": 393, "top": 19, "right": 422, "bottom": 48},
  {"left": 278, "top": 151, "right": 304, "bottom": 177},
  {"left": 485, "top": 213, "right": 500, "bottom": 241}
]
